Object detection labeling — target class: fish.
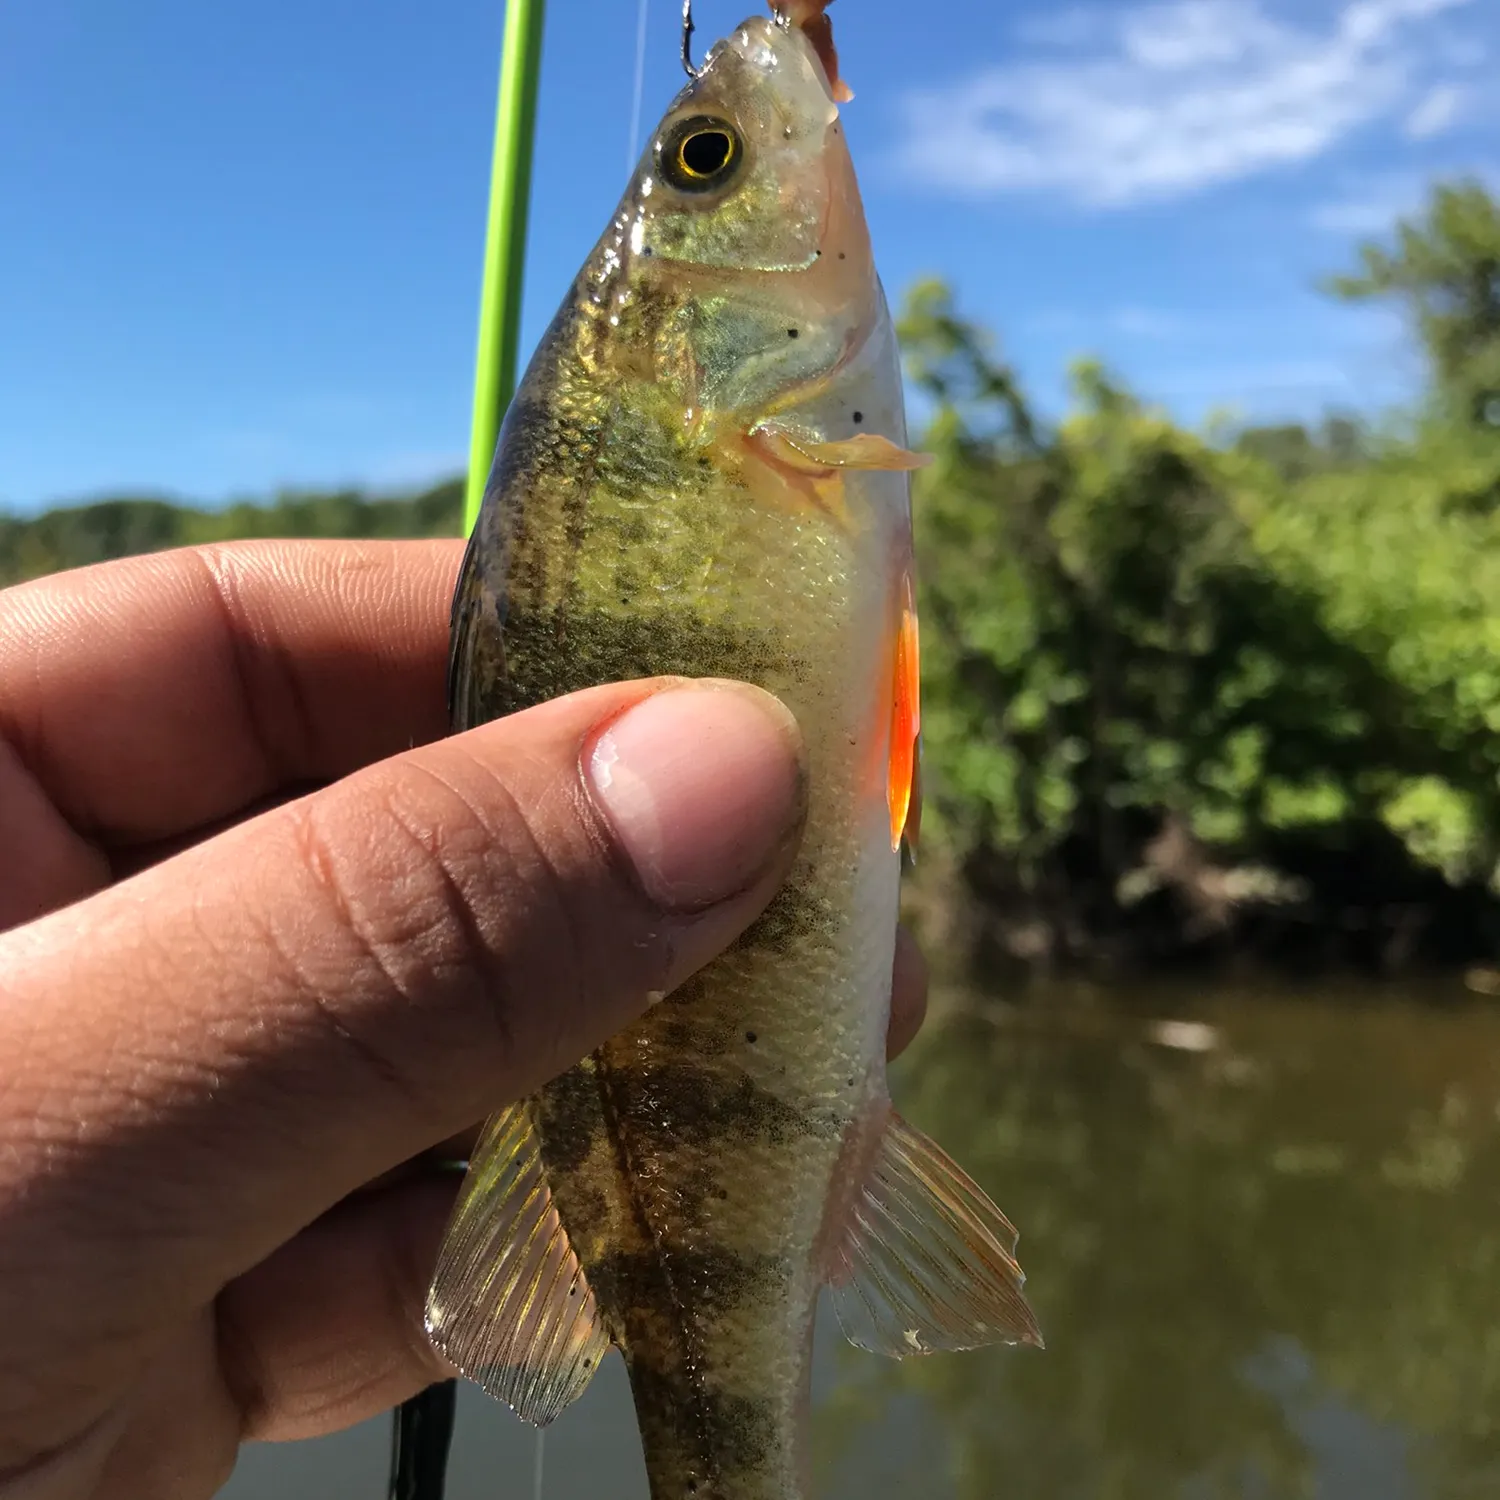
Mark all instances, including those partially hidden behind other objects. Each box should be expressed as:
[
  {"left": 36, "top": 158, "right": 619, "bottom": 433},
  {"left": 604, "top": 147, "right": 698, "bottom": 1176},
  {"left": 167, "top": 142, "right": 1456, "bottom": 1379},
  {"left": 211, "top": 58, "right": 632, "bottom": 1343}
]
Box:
[{"left": 424, "top": 6, "right": 1042, "bottom": 1497}]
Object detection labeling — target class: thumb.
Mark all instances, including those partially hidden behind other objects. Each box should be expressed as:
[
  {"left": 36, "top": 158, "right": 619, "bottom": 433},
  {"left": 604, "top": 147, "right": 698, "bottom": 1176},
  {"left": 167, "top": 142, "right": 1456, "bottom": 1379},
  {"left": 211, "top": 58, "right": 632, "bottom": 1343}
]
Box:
[{"left": 0, "top": 678, "right": 805, "bottom": 1456}]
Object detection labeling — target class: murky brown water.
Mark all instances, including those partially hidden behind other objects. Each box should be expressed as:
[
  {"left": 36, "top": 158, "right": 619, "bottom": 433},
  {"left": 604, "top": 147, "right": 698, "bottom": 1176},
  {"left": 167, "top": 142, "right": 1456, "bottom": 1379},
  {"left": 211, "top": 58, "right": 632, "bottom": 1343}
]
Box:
[{"left": 220, "top": 979, "right": 1500, "bottom": 1499}]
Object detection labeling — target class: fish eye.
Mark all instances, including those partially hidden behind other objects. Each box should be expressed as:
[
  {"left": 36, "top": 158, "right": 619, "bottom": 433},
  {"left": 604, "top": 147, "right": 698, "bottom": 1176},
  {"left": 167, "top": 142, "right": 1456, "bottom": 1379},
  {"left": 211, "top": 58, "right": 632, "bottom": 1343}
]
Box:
[{"left": 658, "top": 115, "right": 744, "bottom": 195}]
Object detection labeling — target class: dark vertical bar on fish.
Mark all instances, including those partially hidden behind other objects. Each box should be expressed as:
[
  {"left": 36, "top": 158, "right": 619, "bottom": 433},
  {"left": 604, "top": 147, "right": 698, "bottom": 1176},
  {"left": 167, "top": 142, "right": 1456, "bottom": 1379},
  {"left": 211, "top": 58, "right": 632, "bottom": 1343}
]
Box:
[{"left": 424, "top": 9, "right": 1042, "bottom": 1498}]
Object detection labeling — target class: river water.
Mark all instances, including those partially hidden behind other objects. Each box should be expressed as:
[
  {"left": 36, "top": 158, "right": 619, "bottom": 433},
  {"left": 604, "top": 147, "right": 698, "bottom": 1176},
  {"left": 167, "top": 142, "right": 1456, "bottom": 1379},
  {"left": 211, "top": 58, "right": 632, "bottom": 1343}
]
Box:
[{"left": 220, "top": 978, "right": 1500, "bottom": 1499}]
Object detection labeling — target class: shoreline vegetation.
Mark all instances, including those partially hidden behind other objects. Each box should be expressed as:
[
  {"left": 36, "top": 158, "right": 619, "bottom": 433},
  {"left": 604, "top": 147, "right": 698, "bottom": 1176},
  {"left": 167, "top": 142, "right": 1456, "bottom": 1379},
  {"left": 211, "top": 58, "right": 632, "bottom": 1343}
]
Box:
[{"left": 6, "top": 180, "right": 1500, "bottom": 982}]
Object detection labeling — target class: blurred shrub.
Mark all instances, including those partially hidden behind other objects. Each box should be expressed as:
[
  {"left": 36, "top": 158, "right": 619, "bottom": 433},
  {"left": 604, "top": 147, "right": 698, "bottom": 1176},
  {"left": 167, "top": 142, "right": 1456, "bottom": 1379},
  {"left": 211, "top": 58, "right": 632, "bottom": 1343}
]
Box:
[
  {"left": 6, "top": 180, "right": 1500, "bottom": 972},
  {"left": 0, "top": 480, "right": 463, "bottom": 588},
  {"left": 898, "top": 178, "right": 1500, "bottom": 971}
]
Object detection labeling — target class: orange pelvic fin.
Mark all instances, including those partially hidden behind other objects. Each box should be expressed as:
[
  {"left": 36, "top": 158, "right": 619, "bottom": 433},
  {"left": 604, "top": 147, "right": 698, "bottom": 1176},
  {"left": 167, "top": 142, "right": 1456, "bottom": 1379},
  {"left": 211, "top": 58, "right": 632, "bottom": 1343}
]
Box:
[
  {"left": 739, "top": 425, "right": 931, "bottom": 529},
  {"left": 888, "top": 570, "right": 921, "bottom": 854}
]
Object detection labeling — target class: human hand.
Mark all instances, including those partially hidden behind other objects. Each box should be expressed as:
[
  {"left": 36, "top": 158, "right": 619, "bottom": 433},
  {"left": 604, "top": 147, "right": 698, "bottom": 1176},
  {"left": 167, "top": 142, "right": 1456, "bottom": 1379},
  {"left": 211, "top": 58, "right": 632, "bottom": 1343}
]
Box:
[{"left": 0, "top": 540, "right": 929, "bottom": 1499}]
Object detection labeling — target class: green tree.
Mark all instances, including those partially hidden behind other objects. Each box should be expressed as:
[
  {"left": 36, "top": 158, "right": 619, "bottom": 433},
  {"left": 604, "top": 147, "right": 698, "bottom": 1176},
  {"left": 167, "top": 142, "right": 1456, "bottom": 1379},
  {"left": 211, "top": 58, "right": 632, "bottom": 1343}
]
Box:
[
  {"left": 1235, "top": 417, "right": 1367, "bottom": 481},
  {"left": 1330, "top": 177, "right": 1500, "bottom": 430},
  {"left": 12, "top": 180, "right": 1500, "bottom": 976},
  {"left": 898, "top": 264, "right": 1500, "bottom": 974},
  {"left": 0, "top": 479, "right": 464, "bottom": 587}
]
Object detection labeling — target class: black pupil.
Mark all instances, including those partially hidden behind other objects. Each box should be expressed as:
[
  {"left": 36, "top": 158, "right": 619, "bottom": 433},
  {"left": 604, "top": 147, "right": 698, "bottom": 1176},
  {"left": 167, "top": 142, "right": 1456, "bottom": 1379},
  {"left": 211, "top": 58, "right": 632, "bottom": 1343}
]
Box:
[{"left": 683, "top": 130, "right": 731, "bottom": 177}]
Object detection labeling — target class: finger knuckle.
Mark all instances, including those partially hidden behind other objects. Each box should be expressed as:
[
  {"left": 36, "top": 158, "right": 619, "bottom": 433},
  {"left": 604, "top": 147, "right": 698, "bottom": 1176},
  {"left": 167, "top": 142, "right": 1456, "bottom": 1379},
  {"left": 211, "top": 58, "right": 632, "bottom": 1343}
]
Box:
[{"left": 281, "top": 752, "right": 598, "bottom": 1117}]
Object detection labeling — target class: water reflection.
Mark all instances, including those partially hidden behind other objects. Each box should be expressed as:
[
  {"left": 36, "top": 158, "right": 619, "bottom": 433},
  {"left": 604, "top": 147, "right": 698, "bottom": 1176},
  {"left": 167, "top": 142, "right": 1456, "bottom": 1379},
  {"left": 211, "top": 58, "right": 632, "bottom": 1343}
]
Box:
[
  {"left": 819, "top": 984, "right": 1500, "bottom": 1500},
  {"left": 222, "top": 984, "right": 1500, "bottom": 1499}
]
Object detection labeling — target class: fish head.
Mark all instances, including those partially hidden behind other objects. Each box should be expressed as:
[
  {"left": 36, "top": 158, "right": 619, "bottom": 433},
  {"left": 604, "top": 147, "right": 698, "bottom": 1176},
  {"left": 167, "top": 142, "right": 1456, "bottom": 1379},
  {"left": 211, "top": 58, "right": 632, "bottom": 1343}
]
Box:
[
  {"left": 619, "top": 13, "right": 880, "bottom": 415},
  {"left": 642, "top": 15, "right": 846, "bottom": 274}
]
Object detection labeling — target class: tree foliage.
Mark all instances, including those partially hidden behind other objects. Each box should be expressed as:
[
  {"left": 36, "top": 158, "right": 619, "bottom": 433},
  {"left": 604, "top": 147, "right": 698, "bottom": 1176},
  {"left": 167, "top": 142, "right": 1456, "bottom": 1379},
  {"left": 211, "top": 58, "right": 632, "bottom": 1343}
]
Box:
[
  {"left": 0, "top": 480, "right": 463, "bottom": 588},
  {"left": 6, "top": 180, "right": 1500, "bottom": 971},
  {"left": 898, "top": 179, "right": 1500, "bottom": 972},
  {"left": 1328, "top": 176, "right": 1500, "bottom": 430}
]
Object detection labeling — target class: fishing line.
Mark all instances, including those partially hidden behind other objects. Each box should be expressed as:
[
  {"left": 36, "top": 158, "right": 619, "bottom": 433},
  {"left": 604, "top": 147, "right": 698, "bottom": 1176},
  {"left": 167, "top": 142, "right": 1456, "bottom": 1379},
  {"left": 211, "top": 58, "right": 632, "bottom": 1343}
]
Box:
[{"left": 628, "top": 0, "right": 650, "bottom": 167}]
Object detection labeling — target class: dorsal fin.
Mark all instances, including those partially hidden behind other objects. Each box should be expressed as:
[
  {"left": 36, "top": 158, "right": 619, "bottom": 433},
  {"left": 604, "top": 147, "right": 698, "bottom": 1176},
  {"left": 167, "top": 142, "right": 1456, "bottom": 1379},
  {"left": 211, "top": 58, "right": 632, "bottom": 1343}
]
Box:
[
  {"left": 424, "top": 1102, "right": 610, "bottom": 1425},
  {"left": 828, "top": 1107, "right": 1042, "bottom": 1357}
]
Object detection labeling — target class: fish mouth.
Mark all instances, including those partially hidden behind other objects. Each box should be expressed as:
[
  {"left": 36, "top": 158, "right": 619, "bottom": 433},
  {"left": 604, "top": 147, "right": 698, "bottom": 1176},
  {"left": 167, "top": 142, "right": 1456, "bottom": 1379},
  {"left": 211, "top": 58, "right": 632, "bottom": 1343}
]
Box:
[
  {"left": 717, "top": 16, "right": 841, "bottom": 124},
  {"left": 716, "top": 19, "right": 866, "bottom": 276}
]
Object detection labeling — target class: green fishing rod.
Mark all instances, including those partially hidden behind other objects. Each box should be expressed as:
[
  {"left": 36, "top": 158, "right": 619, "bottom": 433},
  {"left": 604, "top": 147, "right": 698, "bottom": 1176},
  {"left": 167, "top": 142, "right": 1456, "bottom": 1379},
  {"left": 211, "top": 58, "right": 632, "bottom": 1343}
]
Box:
[{"left": 387, "top": 0, "right": 545, "bottom": 1492}]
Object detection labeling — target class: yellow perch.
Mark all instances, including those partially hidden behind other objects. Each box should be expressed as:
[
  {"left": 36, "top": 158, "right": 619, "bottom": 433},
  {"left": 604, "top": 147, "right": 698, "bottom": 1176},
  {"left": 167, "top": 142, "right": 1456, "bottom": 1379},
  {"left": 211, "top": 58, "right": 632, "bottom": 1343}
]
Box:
[{"left": 426, "top": 8, "right": 1041, "bottom": 1497}]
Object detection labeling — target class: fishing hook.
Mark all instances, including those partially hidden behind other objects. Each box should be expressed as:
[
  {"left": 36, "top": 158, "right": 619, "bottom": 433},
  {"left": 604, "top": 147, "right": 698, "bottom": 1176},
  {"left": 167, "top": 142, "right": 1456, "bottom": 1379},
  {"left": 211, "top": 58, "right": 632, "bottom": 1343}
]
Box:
[
  {"left": 681, "top": 0, "right": 700, "bottom": 77},
  {"left": 684, "top": 1, "right": 788, "bottom": 79}
]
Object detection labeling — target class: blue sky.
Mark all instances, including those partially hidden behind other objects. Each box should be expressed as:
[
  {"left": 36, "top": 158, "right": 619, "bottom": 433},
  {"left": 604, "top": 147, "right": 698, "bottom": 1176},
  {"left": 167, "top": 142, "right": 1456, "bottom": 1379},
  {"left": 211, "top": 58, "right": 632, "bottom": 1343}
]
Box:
[{"left": 1, "top": 0, "right": 1495, "bottom": 512}]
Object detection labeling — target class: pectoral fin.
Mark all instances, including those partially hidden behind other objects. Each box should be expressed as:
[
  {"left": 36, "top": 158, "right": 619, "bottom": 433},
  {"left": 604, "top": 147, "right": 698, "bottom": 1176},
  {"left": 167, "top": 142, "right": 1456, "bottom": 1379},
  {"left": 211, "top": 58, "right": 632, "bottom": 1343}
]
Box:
[
  {"left": 828, "top": 1108, "right": 1043, "bottom": 1357},
  {"left": 754, "top": 428, "right": 932, "bottom": 475},
  {"left": 737, "top": 425, "right": 931, "bottom": 526},
  {"left": 424, "top": 1102, "right": 610, "bottom": 1425}
]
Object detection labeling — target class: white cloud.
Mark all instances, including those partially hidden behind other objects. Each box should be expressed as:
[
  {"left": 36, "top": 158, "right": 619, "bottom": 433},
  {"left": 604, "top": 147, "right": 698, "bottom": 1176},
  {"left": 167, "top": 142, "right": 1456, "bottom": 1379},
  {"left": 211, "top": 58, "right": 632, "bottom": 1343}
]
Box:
[
  {"left": 1340, "top": 0, "right": 1467, "bottom": 47},
  {"left": 897, "top": 0, "right": 1479, "bottom": 207},
  {"left": 1404, "top": 82, "right": 1466, "bottom": 137},
  {"left": 1311, "top": 182, "right": 1425, "bottom": 233},
  {"left": 1025, "top": 305, "right": 1197, "bottom": 338},
  {"left": 1013, "top": 10, "right": 1104, "bottom": 47},
  {"left": 1110, "top": 306, "right": 1192, "bottom": 337},
  {"left": 1311, "top": 162, "right": 1500, "bottom": 233},
  {"left": 1151, "top": 357, "right": 1365, "bottom": 401}
]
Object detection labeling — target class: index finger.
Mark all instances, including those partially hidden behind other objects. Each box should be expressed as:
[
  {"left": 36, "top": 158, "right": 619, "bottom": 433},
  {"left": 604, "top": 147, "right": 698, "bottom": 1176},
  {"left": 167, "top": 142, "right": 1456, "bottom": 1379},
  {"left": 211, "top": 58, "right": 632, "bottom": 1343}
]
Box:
[{"left": 0, "top": 539, "right": 464, "bottom": 850}]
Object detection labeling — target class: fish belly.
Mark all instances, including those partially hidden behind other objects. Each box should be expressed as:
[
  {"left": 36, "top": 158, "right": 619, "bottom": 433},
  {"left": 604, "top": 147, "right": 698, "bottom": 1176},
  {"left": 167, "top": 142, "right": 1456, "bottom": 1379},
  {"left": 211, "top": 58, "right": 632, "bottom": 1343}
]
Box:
[
  {"left": 499, "top": 449, "right": 902, "bottom": 1500},
  {"left": 431, "top": 287, "right": 1039, "bottom": 1500}
]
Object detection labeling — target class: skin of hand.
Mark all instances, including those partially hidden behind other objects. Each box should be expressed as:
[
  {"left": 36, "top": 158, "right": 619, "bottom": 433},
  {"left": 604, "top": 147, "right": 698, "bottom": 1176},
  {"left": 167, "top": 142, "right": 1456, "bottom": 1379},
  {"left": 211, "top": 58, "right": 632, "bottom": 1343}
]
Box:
[{"left": 0, "top": 539, "right": 930, "bottom": 1500}]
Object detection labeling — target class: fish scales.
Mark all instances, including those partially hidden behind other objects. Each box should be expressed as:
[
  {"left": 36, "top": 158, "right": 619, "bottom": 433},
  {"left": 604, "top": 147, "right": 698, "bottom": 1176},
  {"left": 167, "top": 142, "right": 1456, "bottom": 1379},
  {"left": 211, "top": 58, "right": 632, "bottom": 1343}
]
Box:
[
  {"left": 496, "top": 294, "right": 894, "bottom": 1494},
  {"left": 428, "top": 11, "right": 1041, "bottom": 1500}
]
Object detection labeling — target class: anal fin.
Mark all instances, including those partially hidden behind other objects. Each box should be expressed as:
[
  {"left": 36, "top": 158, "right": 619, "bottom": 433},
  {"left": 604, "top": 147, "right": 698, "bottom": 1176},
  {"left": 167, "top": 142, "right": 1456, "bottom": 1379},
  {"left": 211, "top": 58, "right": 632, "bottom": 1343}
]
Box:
[
  {"left": 424, "top": 1102, "right": 610, "bottom": 1426},
  {"left": 829, "top": 1109, "right": 1043, "bottom": 1357}
]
